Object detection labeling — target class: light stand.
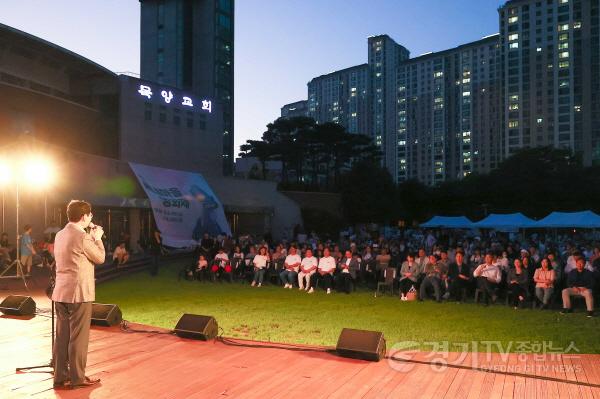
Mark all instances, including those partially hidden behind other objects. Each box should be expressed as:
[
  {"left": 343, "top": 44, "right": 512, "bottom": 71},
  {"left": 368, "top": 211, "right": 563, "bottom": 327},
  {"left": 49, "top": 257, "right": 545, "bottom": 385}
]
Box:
[
  {"left": 16, "top": 264, "right": 55, "bottom": 374},
  {"left": 0, "top": 182, "right": 28, "bottom": 290}
]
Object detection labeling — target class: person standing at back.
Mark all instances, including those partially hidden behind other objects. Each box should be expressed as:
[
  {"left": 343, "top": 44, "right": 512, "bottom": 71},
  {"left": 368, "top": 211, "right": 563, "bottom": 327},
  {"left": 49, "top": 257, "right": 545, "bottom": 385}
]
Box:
[{"left": 52, "top": 200, "right": 105, "bottom": 390}]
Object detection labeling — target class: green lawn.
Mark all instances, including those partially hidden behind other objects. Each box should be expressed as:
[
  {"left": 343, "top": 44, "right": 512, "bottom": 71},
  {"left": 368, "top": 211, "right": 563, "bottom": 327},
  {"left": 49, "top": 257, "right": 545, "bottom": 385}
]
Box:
[{"left": 96, "top": 259, "right": 600, "bottom": 353}]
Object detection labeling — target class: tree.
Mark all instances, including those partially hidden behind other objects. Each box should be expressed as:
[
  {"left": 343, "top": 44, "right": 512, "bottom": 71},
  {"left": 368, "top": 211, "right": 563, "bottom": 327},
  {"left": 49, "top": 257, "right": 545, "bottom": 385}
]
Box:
[
  {"left": 340, "top": 160, "right": 398, "bottom": 224},
  {"left": 239, "top": 140, "right": 272, "bottom": 180}
]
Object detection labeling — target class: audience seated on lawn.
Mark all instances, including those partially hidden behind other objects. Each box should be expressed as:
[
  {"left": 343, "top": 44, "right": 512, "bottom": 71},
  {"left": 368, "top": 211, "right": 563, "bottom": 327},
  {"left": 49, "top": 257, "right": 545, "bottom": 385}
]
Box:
[{"left": 182, "top": 227, "right": 598, "bottom": 317}]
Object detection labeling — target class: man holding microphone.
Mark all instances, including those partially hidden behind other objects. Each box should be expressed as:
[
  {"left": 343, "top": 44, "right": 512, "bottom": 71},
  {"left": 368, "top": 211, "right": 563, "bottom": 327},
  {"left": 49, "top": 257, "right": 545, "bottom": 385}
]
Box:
[{"left": 52, "top": 200, "right": 105, "bottom": 389}]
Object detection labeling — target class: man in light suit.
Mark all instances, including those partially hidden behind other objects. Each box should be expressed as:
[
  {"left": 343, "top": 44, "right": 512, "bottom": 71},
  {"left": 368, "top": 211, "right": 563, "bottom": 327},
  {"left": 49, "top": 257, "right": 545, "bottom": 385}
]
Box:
[{"left": 52, "top": 200, "right": 105, "bottom": 389}]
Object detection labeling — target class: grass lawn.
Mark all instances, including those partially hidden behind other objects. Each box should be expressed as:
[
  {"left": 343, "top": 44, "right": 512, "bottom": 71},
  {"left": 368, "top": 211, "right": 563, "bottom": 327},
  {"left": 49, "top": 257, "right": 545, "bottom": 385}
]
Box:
[{"left": 96, "top": 259, "right": 600, "bottom": 353}]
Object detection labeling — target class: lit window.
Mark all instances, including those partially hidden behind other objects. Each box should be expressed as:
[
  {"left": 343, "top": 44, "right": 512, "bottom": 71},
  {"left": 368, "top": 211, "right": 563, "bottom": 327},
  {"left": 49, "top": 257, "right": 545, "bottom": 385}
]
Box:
[
  {"left": 558, "top": 24, "right": 570, "bottom": 32},
  {"left": 558, "top": 42, "right": 569, "bottom": 50},
  {"left": 510, "top": 95, "right": 519, "bottom": 101},
  {"left": 509, "top": 42, "right": 519, "bottom": 49},
  {"left": 574, "top": 105, "right": 581, "bottom": 112},
  {"left": 560, "top": 0, "right": 568, "bottom": 3},
  {"left": 509, "top": 120, "right": 519, "bottom": 128},
  {"left": 573, "top": 22, "right": 581, "bottom": 29},
  {"left": 537, "top": 118, "right": 543, "bottom": 124},
  {"left": 559, "top": 33, "right": 569, "bottom": 41},
  {"left": 536, "top": 47, "right": 542, "bottom": 52},
  {"left": 559, "top": 51, "right": 569, "bottom": 59},
  {"left": 462, "top": 78, "right": 471, "bottom": 84},
  {"left": 509, "top": 104, "right": 519, "bottom": 110},
  {"left": 508, "top": 16, "right": 519, "bottom": 24},
  {"left": 463, "top": 91, "right": 471, "bottom": 97},
  {"left": 508, "top": 33, "right": 519, "bottom": 41},
  {"left": 434, "top": 71, "right": 443, "bottom": 78},
  {"left": 559, "top": 61, "right": 570, "bottom": 69}
]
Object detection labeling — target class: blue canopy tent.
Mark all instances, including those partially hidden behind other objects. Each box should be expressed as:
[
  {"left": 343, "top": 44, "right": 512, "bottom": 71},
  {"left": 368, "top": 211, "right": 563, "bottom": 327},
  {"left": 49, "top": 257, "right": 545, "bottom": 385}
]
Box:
[
  {"left": 473, "top": 213, "right": 537, "bottom": 231},
  {"left": 420, "top": 216, "right": 474, "bottom": 229},
  {"left": 534, "top": 211, "right": 600, "bottom": 228}
]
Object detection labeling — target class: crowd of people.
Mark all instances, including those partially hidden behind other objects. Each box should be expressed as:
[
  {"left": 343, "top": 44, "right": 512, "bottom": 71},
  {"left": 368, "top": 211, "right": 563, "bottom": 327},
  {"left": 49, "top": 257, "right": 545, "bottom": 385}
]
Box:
[
  {"left": 185, "top": 228, "right": 599, "bottom": 317},
  {"left": 0, "top": 223, "right": 132, "bottom": 276}
]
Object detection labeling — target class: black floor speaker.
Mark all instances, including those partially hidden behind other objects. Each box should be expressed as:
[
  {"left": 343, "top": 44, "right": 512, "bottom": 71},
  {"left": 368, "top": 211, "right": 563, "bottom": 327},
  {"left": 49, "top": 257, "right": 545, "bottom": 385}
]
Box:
[
  {"left": 0, "top": 295, "right": 36, "bottom": 316},
  {"left": 336, "top": 328, "right": 386, "bottom": 362},
  {"left": 91, "top": 303, "right": 122, "bottom": 327},
  {"left": 174, "top": 314, "right": 218, "bottom": 340}
]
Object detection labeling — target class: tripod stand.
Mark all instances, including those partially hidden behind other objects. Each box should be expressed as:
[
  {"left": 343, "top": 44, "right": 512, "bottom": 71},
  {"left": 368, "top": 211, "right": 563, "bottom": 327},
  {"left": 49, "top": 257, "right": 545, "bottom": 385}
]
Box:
[
  {"left": 0, "top": 183, "right": 29, "bottom": 290},
  {"left": 15, "top": 266, "right": 55, "bottom": 374}
]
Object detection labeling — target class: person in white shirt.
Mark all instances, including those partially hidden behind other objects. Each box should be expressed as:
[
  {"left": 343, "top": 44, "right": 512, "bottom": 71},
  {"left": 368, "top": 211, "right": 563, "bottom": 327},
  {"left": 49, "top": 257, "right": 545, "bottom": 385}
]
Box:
[
  {"left": 251, "top": 246, "right": 269, "bottom": 287},
  {"left": 309, "top": 247, "right": 336, "bottom": 294},
  {"left": 298, "top": 249, "right": 318, "bottom": 291},
  {"left": 280, "top": 246, "right": 301, "bottom": 289},
  {"left": 473, "top": 253, "right": 502, "bottom": 305},
  {"left": 211, "top": 247, "right": 231, "bottom": 281}
]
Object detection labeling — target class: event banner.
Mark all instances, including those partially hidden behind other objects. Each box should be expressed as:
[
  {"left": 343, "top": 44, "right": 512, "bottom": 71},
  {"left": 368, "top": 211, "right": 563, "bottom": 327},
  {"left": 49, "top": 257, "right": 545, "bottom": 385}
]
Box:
[{"left": 129, "top": 162, "right": 231, "bottom": 248}]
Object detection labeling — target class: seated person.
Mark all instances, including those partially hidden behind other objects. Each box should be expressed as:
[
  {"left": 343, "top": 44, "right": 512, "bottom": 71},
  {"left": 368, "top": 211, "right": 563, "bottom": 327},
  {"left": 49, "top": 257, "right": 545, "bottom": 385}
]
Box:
[
  {"left": 561, "top": 257, "right": 595, "bottom": 317},
  {"left": 419, "top": 254, "right": 448, "bottom": 302},
  {"left": 507, "top": 258, "right": 529, "bottom": 309},
  {"left": 398, "top": 253, "right": 420, "bottom": 300},
  {"left": 309, "top": 247, "right": 336, "bottom": 294},
  {"left": 113, "top": 242, "right": 130, "bottom": 266},
  {"left": 212, "top": 248, "right": 232, "bottom": 280},
  {"left": 231, "top": 246, "right": 245, "bottom": 277},
  {"left": 298, "top": 248, "right": 318, "bottom": 291},
  {"left": 473, "top": 253, "right": 501, "bottom": 305},
  {"left": 534, "top": 257, "right": 555, "bottom": 309},
  {"left": 195, "top": 254, "right": 209, "bottom": 280},
  {"left": 336, "top": 250, "right": 359, "bottom": 294},
  {"left": 280, "top": 246, "right": 301, "bottom": 289},
  {"left": 251, "top": 246, "right": 269, "bottom": 287},
  {"left": 446, "top": 251, "right": 470, "bottom": 302}
]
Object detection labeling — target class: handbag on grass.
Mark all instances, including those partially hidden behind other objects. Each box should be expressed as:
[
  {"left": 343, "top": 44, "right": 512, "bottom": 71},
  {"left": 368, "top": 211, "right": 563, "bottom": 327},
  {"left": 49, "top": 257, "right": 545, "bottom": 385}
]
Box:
[{"left": 406, "top": 285, "right": 418, "bottom": 301}]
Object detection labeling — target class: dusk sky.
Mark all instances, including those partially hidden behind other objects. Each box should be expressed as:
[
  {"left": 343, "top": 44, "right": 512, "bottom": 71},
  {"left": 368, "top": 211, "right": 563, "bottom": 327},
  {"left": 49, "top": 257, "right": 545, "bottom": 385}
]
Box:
[{"left": 0, "top": 0, "right": 504, "bottom": 157}]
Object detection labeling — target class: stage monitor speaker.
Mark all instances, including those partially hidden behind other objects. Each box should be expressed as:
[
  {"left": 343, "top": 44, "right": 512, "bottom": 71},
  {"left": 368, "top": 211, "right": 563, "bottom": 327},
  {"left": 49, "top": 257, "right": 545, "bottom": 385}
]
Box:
[
  {"left": 174, "top": 314, "right": 218, "bottom": 340},
  {"left": 0, "top": 295, "right": 36, "bottom": 316},
  {"left": 91, "top": 303, "right": 122, "bottom": 327},
  {"left": 336, "top": 328, "right": 386, "bottom": 362}
]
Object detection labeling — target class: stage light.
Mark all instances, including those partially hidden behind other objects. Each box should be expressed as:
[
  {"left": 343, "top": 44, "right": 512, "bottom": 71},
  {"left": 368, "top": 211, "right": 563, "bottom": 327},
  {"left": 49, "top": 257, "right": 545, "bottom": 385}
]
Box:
[{"left": 21, "top": 156, "right": 56, "bottom": 190}]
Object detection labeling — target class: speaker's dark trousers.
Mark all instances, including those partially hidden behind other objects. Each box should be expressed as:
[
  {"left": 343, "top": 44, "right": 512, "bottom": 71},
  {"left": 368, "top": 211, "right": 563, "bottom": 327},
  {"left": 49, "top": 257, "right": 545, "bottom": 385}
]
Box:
[{"left": 53, "top": 301, "right": 92, "bottom": 385}]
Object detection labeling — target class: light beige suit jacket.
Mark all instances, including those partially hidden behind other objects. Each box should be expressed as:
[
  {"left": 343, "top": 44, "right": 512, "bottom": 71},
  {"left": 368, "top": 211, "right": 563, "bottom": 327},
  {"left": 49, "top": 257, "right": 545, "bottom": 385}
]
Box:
[{"left": 52, "top": 223, "right": 106, "bottom": 303}]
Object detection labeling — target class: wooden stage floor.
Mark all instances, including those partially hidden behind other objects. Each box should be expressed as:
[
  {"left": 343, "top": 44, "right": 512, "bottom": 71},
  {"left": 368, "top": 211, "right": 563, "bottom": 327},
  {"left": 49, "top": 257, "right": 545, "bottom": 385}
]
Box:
[{"left": 1, "top": 293, "right": 599, "bottom": 398}]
